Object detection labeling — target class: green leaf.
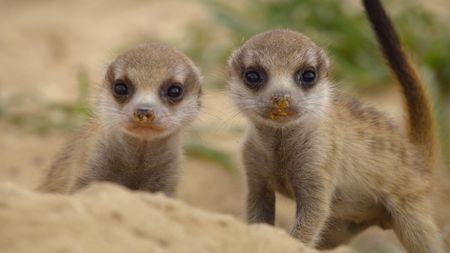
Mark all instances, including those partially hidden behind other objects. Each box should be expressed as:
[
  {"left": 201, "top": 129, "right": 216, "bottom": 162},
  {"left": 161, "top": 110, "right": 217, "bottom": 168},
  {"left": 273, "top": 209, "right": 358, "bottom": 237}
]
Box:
[{"left": 184, "top": 139, "right": 236, "bottom": 174}]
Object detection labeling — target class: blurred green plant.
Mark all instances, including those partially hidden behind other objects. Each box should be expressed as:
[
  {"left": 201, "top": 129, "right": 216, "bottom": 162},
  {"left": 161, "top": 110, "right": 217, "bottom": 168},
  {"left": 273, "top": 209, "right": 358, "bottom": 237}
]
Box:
[
  {"left": 185, "top": 137, "right": 236, "bottom": 174},
  {"left": 0, "top": 67, "right": 91, "bottom": 134}
]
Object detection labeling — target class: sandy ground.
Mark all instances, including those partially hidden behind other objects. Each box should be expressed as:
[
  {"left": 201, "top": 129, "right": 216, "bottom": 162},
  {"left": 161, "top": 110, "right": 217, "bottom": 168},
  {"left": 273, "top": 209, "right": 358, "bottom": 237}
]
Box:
[
  {"left": 0, "top": 182, "right": 358, "bottom": 253},
  {"left": 0, "top": 0, "right": 449, "bottom": 252}
]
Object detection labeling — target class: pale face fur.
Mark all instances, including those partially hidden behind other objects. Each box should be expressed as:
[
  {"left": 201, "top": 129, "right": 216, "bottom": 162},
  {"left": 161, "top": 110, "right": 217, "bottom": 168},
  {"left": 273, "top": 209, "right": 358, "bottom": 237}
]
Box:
[
  {"left": 229, "top": 29, "right": 332, "bottom": 128},
  {"left": 97, "top": 43, "right": 202, "bottom": 140}
]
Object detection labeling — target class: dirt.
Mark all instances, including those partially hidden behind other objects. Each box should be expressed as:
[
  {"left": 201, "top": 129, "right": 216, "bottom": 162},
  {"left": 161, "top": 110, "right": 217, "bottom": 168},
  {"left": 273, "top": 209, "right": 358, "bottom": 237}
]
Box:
[
  {"left": 0, "top": 0, "right": 449, "bottom": 252},
  {"left": 1, "top": 182, "right": 363, "bottom": 253}
]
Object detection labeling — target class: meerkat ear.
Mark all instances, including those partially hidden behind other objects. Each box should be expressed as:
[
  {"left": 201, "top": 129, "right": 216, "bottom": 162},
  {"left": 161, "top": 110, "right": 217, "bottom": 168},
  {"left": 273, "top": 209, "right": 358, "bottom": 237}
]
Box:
[
  {"left": 105, "top": 63, "right": 116, "bottom": 84},
  {"left": 191, "top": 64, "right": 203, "bottom": 86},
  {"left": 229, "top": 46, "right": 248, "bottom": 68},
  {"left": 227, "top": 48, "right": 241, "bottom": 80},
  {"left": 190, "top": 64, "right": 203, "bottom": 98},
  {"left": 317, "top": 48, "right": 331, "bottom": 77}
]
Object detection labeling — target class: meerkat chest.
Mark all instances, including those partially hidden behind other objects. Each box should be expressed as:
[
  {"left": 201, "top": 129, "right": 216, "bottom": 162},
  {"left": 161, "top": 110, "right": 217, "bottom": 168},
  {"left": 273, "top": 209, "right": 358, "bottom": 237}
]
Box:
[
  {"left": 250, "top": 127, "right": 316, "bottom": 198},
  {"left": 89, "top": 141, "right": 177, "bottom": 189},
  {"left": 271, "top": 165, "right": 295, "bottom": 198},
  {"left": 269, "top": 134, "right": 306, "bottom": 198}
]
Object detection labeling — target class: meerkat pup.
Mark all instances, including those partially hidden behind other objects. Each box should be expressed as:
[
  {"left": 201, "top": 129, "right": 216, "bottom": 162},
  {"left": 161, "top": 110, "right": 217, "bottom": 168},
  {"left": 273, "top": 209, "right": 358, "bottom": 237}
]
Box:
[
  {"left": 228, "top": 0, "right": 443, "bottom": 252},
  {"left": 38, "top": 43, "right": 202, "bottom": 195}
]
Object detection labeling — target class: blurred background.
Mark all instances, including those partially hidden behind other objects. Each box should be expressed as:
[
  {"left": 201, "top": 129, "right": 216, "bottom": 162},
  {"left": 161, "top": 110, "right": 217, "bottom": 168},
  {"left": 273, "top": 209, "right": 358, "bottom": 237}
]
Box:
[{"left": 0, "top": 0, "right": 449, "bottom": 252}]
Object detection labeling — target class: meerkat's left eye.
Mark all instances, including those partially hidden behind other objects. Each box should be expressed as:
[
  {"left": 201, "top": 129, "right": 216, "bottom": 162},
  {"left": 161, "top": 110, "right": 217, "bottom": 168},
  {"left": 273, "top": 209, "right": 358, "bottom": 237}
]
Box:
[
  {"left": 242, "top": 67, "right": 266, "bottom": 90},
  {"left": 296, "top": 69, "right": 317, "bottom": 89},
  {"left": 166, "top": 84, "right": 184, "bottom": 100},
  {"left": 113, "top": 80, "right": 129, "bottom": 96}
]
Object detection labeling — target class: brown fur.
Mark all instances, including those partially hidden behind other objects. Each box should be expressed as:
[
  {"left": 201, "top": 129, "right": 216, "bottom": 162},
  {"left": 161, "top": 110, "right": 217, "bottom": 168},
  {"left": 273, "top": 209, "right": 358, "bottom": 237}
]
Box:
[
  {"left": 363, "top": 0, "right": 437, "bottom": 171},
  {"left": 38, "top": 43, "right": 202, "bottom": 195},
  {"left": 228, "top": 19, "right": 442, "bottom": 253}
]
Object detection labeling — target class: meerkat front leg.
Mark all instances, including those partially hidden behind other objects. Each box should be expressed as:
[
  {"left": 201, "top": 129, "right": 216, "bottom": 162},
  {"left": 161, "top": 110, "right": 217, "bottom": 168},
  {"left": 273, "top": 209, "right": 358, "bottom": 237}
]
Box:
[
  {"left": 247, "top": 176, "right": 275, "bottom": 224},
  {"left": 289, "top": 168, "right": 333, "bottom": 246},
  {"left": 243, "top": 142, "right": 275, "bottom": 225},
  {"left": 140, "top": 158, "right": 180, "bottom": 197}
]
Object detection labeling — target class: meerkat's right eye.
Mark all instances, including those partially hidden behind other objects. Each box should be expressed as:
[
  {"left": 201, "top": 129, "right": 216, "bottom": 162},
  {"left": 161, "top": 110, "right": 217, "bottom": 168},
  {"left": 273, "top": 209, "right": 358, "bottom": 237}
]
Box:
[
  {"left": 113, "top": 80, "right": 130, "bottom": 96},
  {"left": 242, "top": 68, "right": 266, "bottom": 89},
  {"left": 161, "top": 83, "right": 185, "bottom": 104}
]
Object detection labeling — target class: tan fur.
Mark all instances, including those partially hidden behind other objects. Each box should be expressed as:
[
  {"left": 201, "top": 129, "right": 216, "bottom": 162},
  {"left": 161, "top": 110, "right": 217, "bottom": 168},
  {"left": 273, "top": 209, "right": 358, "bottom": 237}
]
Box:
[
  {"left": 38, "top": 43, "right": 202, "bottom": 195},
  {"left": 228, "top": 29, "right": 443, "bottom": 253}
]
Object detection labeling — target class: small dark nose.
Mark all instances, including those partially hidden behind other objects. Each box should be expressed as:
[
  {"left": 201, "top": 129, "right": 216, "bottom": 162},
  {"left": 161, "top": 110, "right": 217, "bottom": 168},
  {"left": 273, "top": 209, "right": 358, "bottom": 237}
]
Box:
[{"left": 133, "top": 108, "right": 155, "bottom": 122}]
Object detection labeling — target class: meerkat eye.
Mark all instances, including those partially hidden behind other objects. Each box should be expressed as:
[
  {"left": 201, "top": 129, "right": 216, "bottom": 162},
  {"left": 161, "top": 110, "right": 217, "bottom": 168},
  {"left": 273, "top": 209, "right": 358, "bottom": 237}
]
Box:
[
  {"left": 296, "top": 69, "right": 317, "bottom": 89},
  {"left": 245, "top": 70, "right": 261, "bottom": 83},
  {"left": 113, "top": 80, "right": 130, "bottom": 96},
  {"left": 242, "top": 68, "right": 266, "bottom": 89},
  {"left": 302, "top": 70, "right": 316, "bottom": 82},
  {"left": 166, "top": 84, "right": 184, "bottom": 101}
]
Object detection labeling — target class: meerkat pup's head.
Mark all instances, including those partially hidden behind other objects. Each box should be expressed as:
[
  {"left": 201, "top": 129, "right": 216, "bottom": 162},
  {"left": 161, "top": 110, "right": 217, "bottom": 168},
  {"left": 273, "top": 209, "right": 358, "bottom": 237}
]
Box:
[
  {"left": 228, "top": 29, "right": 332, "bottom": 128},
  {"left": 97, "top": 43, "right": 202, "bottom": 140}
]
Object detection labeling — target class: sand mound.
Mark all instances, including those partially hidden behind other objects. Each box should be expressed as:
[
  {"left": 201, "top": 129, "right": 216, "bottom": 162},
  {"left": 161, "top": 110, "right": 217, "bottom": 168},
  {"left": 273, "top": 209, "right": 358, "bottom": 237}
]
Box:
[{"left": 0, "top": 183, "right": 352, "bottom": 253}]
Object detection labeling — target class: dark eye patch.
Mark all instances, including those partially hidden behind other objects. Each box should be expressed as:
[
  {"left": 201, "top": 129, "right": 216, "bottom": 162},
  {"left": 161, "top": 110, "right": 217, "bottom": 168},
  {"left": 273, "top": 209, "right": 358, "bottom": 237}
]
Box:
[
  {"left": 302, "top": 70, "right": 316, "bottom": 82},
  {"left": 160, "top": 79, "right": 187, "bottom": 105},
  {"left": 295, "top": 68, "right": 318, "bottom": 90},
  {"left": 241, "top": 66, "right": 267, "bottom": 90},
  {"left": 113, "top": 81, "right": 129, "bottom": 96},
  {"left": 111, "top": 78, "right": 134, "bottom": 104},
  {"left": 166, "top": 83, "right": 184, "bottom": 101}
]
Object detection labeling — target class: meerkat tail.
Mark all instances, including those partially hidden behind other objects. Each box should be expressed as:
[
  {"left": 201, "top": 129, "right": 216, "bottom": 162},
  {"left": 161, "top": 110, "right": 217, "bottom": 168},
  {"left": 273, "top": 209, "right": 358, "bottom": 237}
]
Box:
[{"left": 362, "top": 0, "right": 437, "bottom": 169}]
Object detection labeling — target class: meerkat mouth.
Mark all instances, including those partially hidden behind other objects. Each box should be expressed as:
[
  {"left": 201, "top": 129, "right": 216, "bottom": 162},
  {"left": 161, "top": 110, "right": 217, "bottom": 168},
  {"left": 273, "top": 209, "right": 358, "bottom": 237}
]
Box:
[
  {"left": 269, "top": 109, "right": 297, "bottom": 120},
  {"left": 257, "top": 110, "right": 300, "bottom": 127},
  {"left": 127, "top": 123, "right": 165, "bottom": 133}
]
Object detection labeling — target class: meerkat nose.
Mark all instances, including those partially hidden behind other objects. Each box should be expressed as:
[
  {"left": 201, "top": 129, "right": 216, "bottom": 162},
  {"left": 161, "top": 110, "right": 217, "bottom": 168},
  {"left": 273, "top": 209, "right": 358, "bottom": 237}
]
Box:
[
  {"left": 270, "top": 94, "right": 292, "bottom": 120},
  {"left": 134, "top": 107, "right": 155, "bottom": 123},
  {"left": 271, "top": 95, "right": 291, "bottom": 109}
]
